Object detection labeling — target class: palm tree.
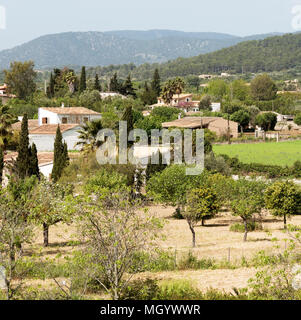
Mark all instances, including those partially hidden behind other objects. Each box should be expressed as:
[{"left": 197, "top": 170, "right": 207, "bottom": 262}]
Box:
[
  {"left": 0, "top": 105, "right": 16, "bottom": 150},
  {"left": 76, "top": 119, "right": 103, "bottom": 153}
]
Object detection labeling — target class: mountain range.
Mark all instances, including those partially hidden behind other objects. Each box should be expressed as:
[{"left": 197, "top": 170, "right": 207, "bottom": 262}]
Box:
[{"left": 0, "top": 30, "right": 283, "bottom": 70}]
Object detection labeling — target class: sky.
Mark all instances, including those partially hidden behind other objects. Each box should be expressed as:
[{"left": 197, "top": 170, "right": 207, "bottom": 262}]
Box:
[{"left": 0, "top": 0, "right": 299, "bottom": 50}]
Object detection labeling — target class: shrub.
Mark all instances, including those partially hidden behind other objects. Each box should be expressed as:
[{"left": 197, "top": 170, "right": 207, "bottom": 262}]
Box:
[
  {"left": 230, "top": 221, "right": 263, "bottom": 233},
  {"left": 177, "top": 252, "right": 216, "bottom": 270},
  {"left": 119, "top": 279, "right": 159, "bottom": 300}
]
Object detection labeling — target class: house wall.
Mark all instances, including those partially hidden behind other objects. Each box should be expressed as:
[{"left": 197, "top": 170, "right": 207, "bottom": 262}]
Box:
[
  {"left": 29, "top": 128, "right": 82, "bottom": 152},
  {"left": 39, "top": 163, "right": 53, "bottom": 178},
  {"left": 208, "top": 119, "right": 238, "bottom": 138},
  {"left": 39, "top": 108, "right": 101, "bottom": 125}
]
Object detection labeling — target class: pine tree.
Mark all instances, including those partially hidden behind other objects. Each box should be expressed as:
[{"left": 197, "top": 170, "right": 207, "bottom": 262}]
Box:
[
  {"left": 145, "top": 151, "right": 167, "bottom": 180},
  {"left": 79, "top": 66, "right": 87, "bottom": 93},
  {"left": 0, "top": 148, "right": 3, "bottom": 187},
  {"left": 122, "top": 74, "right": 136, "bottom": 97},
  {"left": 109, "top": 73, "right": 120, "bottom": 92},
  {"left": 51, "top": 126, "right": 68, "bottom": 182},
  {"left": 151, "top": 68, "right": 161, "bottom": 97},
  {"left": 94, "top": 74, "right": 101, "bottom": 91},
  {"left": 28, "top": 143, "right": 40, "bottom": 179},
  {"left": 15, "top": 113, "right": 30, "bottom": 179}
]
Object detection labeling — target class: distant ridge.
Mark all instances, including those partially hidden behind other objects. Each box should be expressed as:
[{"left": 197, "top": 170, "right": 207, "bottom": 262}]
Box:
[{"left": 0, "top": 29, "right": 284, "bottom": 69}]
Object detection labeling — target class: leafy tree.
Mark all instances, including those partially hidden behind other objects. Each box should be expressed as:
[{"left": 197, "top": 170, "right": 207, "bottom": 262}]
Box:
[
  {"left": 294, "top": 113, "right": 301, "bottom": 126},
  {"left": 230, "top": 110, "right": 250, "bottom": 133},
  {"left": 265, "top": 181, "right": 301, "bottom": 230},
  {"left": 230, "top": 179, "right": 266, "bottom": 241},
  {"left": 250, "top": 74, "right": 277, "bottom": 101},
  {"left": 151, "top": 68, "right": 161, "bottom": 96},
  {"left": 147, "top": 165, "right": 198, "bottom": 214},
  {"left": 79, "top": 66, "right": 87, "bottom": 93},
  {"left": 4, "top": 61, "right": 37, "bottom": 99},
  {"left": 94, "top": 74, "right": 101, "bottom": 91},
  {"left": 15, "top": 114, "right": 30, "bottom": 179},
  {"left": 51, "top": 126, "right": 69, "bottom": 182},
  {"left": 207, "top": 79, "right": 228, "bottom": 101},
  {"left": 75, "top": 188, "right": 162, "bottom": 300},
  {"left": 29, "top": 179, "right": 73, "bottom": 247},
  {"left": 0, "top": 105, "right": 15, "bottom": 150},
  {"left": 184, "top": 187, "right": 220, "bottom": 247},
  {"left": 255, "top": 112, "right": 277, "bottom": 131},
  {"left": 150, "top": 106, "right": 181, "bottom": 122},
  {"left": 199, "top": 95, "right": 212, "bottom": 111},
  {"left": 79, "top": 90, "right": 101, "bottom": 107},
  {"left": 231, "top": 79, "right": 250, "bottom": 101},
  {"left": 246, "top": 105, "right": 260, "bottom": 128}
]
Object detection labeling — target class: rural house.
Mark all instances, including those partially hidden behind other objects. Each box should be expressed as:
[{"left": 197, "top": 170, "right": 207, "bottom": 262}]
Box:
[
  {"left": 38, "top": 106, "right": 101, "bottom": 125},
  {"left": 162, "top": 117, "right": 239, "bottom": 138}
]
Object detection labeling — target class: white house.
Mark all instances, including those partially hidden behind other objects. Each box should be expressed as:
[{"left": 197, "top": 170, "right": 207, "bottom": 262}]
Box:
[
  {"left": 29, "top": 124, "right": 82, "bottom": 152},
  {"left": 38, "top": 106, "right": 101, "bottom": 126},
  {"left": 100, "top": 92, "right": 127, "bottom": 99},
  {"left": 211, "top": 102, "right": 221, "bottom": 112}
]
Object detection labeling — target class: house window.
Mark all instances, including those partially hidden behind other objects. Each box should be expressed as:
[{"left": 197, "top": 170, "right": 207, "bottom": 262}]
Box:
[
  {"left": 62, "top": 117, "right": 68, "bottom": 124},
  {"left": 84, "top": 117, "right": 89, "bottom": 123},
  {"left": 76, "top": 116, "right": 80, "bottom": 124},
  {"left": 42, "top": 117, "right": 48, "bottom": 124}
]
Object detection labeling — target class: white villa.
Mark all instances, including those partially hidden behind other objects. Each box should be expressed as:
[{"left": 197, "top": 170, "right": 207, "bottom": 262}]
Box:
[
  {"left": 38, "top": 105, "right": 101, "bottom": 126},
  {"left": 26, "top": 106, "right": 102, "bottom": 152}
]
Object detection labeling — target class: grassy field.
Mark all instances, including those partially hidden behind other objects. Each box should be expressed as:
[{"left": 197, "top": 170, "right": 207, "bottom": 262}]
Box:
[{"left": 213, "top": 140, "right": 301, "bottom": 167}]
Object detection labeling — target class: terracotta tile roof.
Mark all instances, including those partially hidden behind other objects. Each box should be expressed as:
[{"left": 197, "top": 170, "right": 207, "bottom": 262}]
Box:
[
  {"left": 41, "top": 107, "right": 100, "bottom": 115},
  {"left": 29, "top": 124, "right": 80, "bottom": 135},
  {"left": 11, "top": 120, "right": 39, "bottom": 132},
  {"left": 162, "top": 117, "right": 238, "bottom": 129}
]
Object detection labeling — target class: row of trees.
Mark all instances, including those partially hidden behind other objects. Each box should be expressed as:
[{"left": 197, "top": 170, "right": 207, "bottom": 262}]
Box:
[{"left": 147, "top": 165, "right": 301, "bottom": 246}]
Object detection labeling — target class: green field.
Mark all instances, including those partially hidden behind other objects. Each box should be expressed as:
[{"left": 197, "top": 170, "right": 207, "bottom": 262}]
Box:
[{"left": 213, "top": 140, "right": 301, "bottom": 167}]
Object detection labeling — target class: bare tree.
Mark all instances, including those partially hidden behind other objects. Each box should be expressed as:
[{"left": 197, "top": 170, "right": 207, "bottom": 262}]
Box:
[{"left": 76, "top": 190, "right": 162, "bottom": 300}]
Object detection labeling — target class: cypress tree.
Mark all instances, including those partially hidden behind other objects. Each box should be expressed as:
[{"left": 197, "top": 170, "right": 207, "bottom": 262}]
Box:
[
  {"left": 151, "top": 68, "right": 161, "bottom": 97},
  {"left": 49, "top": 72, "right": 55, "bottom": 97},
  {"left": 51, "top": 126, "right": 68, "bottom": 182},
  {"left": 0, "top": 148, "right": 3, "bottom": 187},
  {"left": 29, "top": 143, "right": 40, "bottom": 179},
  {"left": 15, "top": 113, "right": 30, "bottom": 179},
  {"left": 79, "top": 66, "right": 87, "bottom": 93},
  {"left": 122, "top": 106, "right": 134, "bottom": 148},
  {"left": 94, "top": 74, "right": 101, "bottom": 91}
]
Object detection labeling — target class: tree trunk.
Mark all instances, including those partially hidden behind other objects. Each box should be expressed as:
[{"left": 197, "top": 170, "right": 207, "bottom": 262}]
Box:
[
  {"left": 188, "top": 223, "right": 196, "bottom": 248},
  {"left": 43, "top": 223, "right": 49, "bottom": 247},
  {"left": 284, "top": 214, "right": 287, "bottom": 230},
  {"left": 243, "top": 219, "right": 248, "bottom": 242},
  {"left": 201, "top": 218, "right": 205, "bottom": 226}
]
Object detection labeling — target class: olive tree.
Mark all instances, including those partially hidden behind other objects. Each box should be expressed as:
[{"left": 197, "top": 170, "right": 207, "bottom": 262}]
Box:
[
  {"left": 230, "top": 179, "right": 266, "bottom": 241},
  {"left": 28, "top": 179, "right": 73, "bottom": 247},
  {"left": 265, "top": 181, "right": 301, "bottom": 230},
  {"left": 184, "top": 187, "right": 220, "bottom": 247}
]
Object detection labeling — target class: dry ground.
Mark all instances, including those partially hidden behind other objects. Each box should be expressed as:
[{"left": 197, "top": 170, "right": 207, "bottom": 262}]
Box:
[{"left": 25, "top": 205, "right": 299, "bottom": 293}]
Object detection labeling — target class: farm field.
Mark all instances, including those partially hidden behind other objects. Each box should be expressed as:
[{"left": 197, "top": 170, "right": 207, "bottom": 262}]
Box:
[
  {"left": 213, "top": 140, "right": 301, "bottom": 166},
  {"left": 26, "top": 205, "right": 297, "bottom": 296}
]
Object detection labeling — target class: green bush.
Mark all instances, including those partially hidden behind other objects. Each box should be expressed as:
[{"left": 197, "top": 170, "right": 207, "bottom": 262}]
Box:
[
  {"left": 177, "top": 252, "right": 216, "bottom": 270},
  {"left": 230, "top": 221, "right": 263, "bottom": 233},
  {"left": 120, "top": 279, "right": 159, "bottom": 300}
]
